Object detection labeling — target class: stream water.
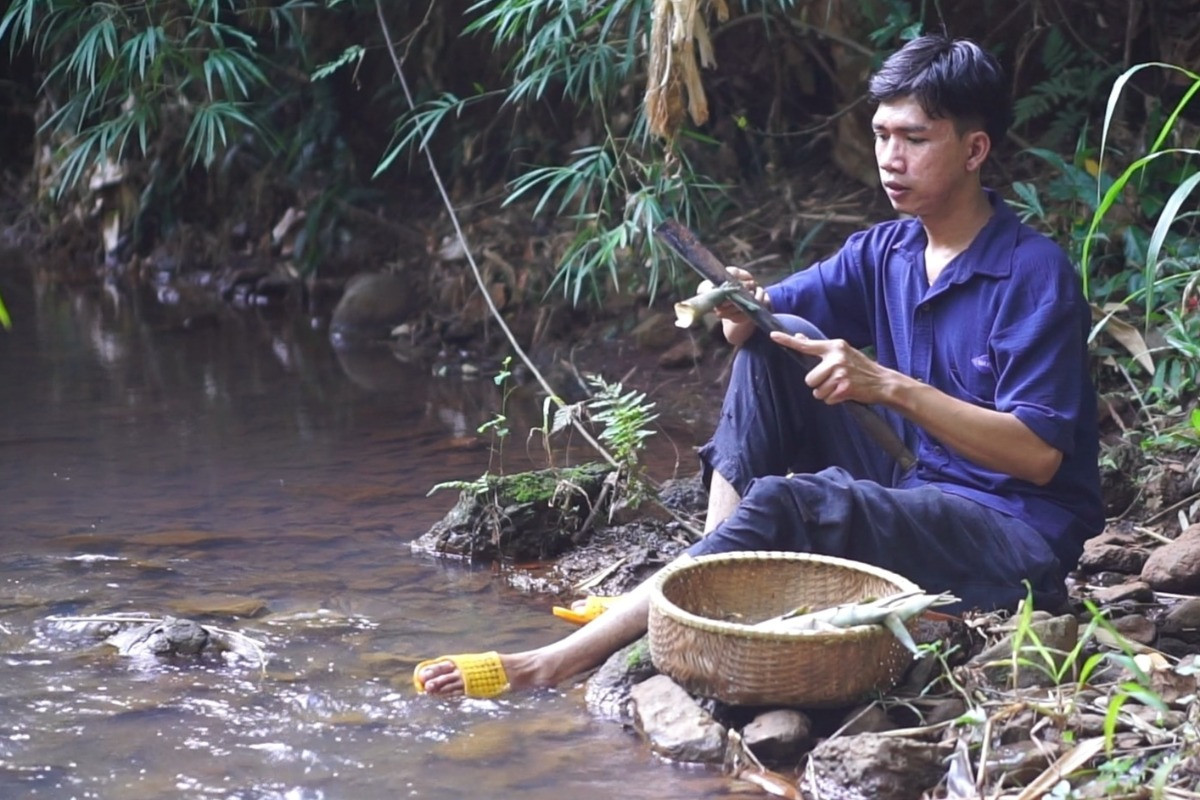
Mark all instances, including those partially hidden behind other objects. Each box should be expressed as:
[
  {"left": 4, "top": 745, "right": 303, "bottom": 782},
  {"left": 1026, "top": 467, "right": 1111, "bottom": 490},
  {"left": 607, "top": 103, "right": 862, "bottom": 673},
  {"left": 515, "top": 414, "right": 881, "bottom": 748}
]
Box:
[{"left": 0, "top": 264, "right": 735, "bottom": 799}]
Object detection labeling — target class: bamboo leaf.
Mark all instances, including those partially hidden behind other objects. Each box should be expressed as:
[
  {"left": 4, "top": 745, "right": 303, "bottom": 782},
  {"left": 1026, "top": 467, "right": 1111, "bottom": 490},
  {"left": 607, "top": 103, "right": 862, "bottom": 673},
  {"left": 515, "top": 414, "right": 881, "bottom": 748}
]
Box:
[
  {"left": 0, "top": 0, "right": 37, "bottom": 45},
  {"left": 311, "top": 44, "right": 364, "bottom": 81}
]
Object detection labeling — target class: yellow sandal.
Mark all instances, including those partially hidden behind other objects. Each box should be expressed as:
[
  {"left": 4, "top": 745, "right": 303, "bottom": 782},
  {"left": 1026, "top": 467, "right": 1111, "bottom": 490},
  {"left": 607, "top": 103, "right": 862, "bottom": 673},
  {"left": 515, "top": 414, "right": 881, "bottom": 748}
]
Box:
[
  {"left": 412, "top": 651, "right": 509, "bottom": 698},
  {"left": 551, "top": 594, "right": 623, "bottom": 626}
]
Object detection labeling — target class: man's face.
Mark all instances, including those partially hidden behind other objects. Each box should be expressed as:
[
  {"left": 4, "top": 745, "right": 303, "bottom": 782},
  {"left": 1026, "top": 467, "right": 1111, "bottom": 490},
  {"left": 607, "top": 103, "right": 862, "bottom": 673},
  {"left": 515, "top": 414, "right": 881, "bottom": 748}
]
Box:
[{"left": 871, "top": 96, "right": 984, "bottom": 218}]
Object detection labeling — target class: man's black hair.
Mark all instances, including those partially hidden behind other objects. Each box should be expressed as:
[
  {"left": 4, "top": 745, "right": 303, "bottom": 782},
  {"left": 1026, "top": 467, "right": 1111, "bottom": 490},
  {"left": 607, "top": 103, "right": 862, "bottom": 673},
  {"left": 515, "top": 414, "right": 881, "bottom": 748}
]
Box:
[{"left": 868, "top": 35, "right": 1010, "bottom": 145}]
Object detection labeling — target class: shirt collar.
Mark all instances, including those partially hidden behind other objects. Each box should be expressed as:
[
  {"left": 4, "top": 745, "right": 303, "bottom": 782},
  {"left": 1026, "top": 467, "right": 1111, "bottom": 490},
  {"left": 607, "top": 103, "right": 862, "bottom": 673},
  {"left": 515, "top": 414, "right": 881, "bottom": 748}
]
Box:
[
  {"left": 962, "top": 188, "right": 1020, "bottom": 279},
  {"left": 892, "top": 188, "right": 1021, "bottom": 283}
]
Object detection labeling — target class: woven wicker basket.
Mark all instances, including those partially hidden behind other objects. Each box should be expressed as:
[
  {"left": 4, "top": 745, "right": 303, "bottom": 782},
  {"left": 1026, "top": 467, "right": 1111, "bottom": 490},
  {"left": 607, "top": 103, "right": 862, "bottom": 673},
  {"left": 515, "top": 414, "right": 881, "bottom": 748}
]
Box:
[{"left": 648, "top": 551, "right": 922, "bottom": 707}]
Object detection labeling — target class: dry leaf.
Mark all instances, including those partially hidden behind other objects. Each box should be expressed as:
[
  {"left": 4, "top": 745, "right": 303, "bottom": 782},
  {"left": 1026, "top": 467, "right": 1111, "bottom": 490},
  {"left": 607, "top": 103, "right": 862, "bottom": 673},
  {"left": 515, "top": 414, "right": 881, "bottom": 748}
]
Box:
[{"left": 1091, "top": 303, "right": 1154, "bottom": 374}]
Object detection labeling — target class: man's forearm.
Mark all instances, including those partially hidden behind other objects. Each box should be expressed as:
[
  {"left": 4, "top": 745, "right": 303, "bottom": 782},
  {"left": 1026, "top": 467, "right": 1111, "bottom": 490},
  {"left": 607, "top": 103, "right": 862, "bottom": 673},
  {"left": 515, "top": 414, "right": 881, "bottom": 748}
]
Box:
[{"left": 883, "top": 374, "right": 1063, "bottom": 485}]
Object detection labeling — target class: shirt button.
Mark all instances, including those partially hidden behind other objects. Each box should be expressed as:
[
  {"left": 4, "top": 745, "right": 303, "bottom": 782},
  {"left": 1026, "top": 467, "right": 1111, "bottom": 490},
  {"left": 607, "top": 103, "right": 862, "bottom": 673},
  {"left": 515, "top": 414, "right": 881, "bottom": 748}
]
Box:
[{"left": 919, "top": 303, "right": 930, "bottom": 313}]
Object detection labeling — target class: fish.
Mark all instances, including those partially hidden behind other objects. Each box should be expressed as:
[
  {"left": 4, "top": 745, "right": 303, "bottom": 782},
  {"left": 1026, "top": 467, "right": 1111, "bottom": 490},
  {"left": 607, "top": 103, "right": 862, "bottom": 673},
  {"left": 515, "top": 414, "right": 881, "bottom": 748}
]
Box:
[{"left": 751, "top": 590, "right": 960, "bottom": 655}]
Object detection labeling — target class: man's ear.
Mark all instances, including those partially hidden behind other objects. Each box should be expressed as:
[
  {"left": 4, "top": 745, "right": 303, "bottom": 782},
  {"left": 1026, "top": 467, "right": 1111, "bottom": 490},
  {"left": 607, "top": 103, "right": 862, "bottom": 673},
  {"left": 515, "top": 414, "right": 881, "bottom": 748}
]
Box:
[{"left": 965, "top": 130, "right": 991, "bottom": 172}]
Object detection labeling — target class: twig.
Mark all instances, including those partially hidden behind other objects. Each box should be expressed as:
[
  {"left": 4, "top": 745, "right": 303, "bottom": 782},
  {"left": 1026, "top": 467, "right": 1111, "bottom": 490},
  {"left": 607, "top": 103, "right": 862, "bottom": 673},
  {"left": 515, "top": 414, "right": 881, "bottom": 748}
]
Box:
[
  {"left": 574, "top": 555, "right": 628, "bottom": 593},
  {"left": 1143, "top": 490, "right": 1200, "bottom": 526},
  {"left": 1133, "top": 525, "right": 1176, "bottom": 544},
  {"left": 1014, "top": 737, "right": 1106, "bottom": 800},
  {"left": 1114, "top": 359, "right": 1159, "bottom": 438}
]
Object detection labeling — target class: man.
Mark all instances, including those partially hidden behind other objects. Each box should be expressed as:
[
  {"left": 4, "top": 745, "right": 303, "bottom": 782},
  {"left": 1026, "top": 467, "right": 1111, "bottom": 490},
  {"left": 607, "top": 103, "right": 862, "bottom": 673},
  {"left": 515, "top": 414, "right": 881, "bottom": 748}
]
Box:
[{"left": 414, "top": 34, "right": 1103, "bottom": 698}]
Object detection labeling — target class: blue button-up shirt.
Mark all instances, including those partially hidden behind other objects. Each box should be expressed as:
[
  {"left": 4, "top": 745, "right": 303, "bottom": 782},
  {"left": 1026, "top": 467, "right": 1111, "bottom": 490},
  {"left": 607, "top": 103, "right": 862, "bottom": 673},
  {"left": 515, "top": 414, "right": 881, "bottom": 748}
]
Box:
[{"left": 766, "top": 190, "right": 1103, "bottom": 568}]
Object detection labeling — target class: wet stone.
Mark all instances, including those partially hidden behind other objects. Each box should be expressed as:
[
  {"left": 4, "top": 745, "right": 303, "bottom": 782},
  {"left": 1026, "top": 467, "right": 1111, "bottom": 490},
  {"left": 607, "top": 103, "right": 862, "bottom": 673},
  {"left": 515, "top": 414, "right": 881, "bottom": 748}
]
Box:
[
  {"left": 329, "top": 272, "right": 424, "bottom": 342},
  {"left": 105, "top": 617, "right": 209, "bottom": 656},
  {"left": 585, "top": 638, "right": 658, "bottom": 723},
  {"left": 413, "top": 464, "right": 613, "bottom": 561},
  {"left": 1140, "top": 524, "right": 1200, "bottom": 593},
  {"left": 1086, "top": 570, "right": 1135, "bottom": 587},
  {"left": 1090, "top": 580, "right": 1154, "bottom": 605},
  {"left": 803, "top": 733, "right": 947, "bottom": 800},
  {"left": 1158, "top": 596, "right": 1200, "bottom": 642},
  {"left": 741, "top": 709, "right": 812, "bottom": 764},
  {"left": 630, "top": 675, "right": 726, "bottom": 764},
  {"left": 131, "top": 529, "right": 242, "bottom": 547},
  {"left": 1111, "top": 613, "right": 1158, "bottom": 645}
]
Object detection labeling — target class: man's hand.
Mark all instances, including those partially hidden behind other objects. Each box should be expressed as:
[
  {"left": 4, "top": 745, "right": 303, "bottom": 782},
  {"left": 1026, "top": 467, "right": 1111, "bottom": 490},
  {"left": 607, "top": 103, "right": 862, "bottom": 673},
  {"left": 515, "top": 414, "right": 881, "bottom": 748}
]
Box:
[
  {"left": 769, "top": 331, "right": 894, "bottom": 405},
  {"left": 699, "top": 267, "right": 769, "bottom": 346}
]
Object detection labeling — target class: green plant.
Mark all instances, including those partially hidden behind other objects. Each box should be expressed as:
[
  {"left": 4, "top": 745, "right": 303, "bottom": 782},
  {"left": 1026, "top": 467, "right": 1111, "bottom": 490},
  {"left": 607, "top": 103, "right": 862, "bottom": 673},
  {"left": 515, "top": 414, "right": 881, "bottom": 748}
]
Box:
[
  {"left": 999, "top": 590, "right": 1169, "bottom": 755},
  {"left": 583, "top": 374, "right": 658, "bottom": 473},
  {"left": 1012, "top": 27, "right": 1120, "bottom": 149},
  {"left": 477, "top": 355, "right": 516, "bottom": 470},
  {"left": 374, "top": 0, "right": 731, "bottom": 304},
  {"left": 1080, "top": 63, "right": 1200, "bottom": 405},
  {"left": 532, "top": 372, "right": 659, "bottom": 504},
  {"left": 0, "top": 0, "right": 376, "bottom": 274},
  {"left": 506, "top": 139, "right": 727, "bottom": 304},
  {"left": 1017, "top": 62, "right": 1200, "bottom": 407},
  {"left": 0, "top": 1, "right": 290, "bottom": 198}
]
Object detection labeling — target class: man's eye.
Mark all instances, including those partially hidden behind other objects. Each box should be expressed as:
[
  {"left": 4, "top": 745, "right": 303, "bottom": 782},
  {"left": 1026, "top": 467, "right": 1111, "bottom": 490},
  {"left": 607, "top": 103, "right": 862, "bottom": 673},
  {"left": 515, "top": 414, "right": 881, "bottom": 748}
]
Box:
[{"left": 907, "top": 137, "right": 925, "bottom": 144}]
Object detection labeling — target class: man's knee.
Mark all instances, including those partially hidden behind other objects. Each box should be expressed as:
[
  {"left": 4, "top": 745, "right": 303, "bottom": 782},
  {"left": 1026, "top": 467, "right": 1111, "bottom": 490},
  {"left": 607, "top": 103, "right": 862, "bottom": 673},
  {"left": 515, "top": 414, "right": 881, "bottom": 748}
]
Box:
[{"left": 739, "top": 476, "right": 814, "bottom": 550}]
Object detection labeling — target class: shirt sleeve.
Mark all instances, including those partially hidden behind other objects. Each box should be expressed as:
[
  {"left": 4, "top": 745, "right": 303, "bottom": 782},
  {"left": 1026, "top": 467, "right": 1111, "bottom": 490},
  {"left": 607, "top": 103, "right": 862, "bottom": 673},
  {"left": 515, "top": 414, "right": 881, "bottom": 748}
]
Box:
[
  {"left": 765, "top": 230, "right": 875, "bottom": 346},
  {"left": 990, "top": 254, "right": 1090, "bottom": 455}
]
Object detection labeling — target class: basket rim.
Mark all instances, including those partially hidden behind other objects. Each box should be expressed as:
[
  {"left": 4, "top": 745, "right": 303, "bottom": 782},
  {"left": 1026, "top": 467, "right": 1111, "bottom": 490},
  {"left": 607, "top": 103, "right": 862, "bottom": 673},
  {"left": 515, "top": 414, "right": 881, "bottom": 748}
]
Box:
[{"left": 650, "top": 551, "right": 923, "bottom": 642}]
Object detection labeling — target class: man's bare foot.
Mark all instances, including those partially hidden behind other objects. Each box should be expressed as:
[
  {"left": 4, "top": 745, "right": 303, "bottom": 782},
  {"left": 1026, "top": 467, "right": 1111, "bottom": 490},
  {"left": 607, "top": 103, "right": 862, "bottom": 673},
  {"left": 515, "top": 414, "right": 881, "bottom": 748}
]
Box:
[
  {"left": 414, "top": 651, "right": 549, "bottom": 697},
  {"left": 414, "top": 658, "right": 475, "bottom": 696}
]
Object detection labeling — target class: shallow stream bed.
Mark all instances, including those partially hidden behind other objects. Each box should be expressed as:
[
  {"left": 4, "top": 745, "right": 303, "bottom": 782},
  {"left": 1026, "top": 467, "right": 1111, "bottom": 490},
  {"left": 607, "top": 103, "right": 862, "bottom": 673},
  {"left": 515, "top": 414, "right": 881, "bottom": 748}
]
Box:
[{"left": 0, "top": 267, "right": 731, "bottom": 800}]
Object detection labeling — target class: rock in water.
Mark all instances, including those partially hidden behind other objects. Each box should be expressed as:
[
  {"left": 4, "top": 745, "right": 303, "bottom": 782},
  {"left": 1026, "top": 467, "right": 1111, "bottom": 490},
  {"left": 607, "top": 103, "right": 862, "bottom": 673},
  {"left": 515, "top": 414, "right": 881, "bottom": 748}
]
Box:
[
  {"left": 329, "top": 272, "right": 423, "bottom": 343},
  {"left": 106, "top": 616, "right": 209, "bottom": 656}
]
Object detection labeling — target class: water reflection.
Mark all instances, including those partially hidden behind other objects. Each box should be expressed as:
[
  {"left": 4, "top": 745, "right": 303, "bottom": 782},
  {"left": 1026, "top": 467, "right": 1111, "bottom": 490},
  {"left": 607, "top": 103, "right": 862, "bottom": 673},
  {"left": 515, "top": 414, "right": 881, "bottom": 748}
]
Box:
[{"left": 0, "top": 264, "right": 730, "bottom": 799}]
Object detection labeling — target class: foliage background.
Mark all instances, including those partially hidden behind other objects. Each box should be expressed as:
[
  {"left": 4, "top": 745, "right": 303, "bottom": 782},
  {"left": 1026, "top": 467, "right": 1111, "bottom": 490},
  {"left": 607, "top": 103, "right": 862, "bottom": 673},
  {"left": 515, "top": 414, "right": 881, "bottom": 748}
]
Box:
[{"left": 0, "top": 0, "right": 1197, "bottom": 427}]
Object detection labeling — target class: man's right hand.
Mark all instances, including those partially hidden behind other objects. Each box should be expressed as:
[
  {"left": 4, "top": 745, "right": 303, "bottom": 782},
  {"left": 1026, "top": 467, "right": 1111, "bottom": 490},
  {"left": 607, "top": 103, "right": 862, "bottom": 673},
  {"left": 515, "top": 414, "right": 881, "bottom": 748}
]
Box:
[{"left": 698, "top": 266, "right": 769, "bottom": 346}]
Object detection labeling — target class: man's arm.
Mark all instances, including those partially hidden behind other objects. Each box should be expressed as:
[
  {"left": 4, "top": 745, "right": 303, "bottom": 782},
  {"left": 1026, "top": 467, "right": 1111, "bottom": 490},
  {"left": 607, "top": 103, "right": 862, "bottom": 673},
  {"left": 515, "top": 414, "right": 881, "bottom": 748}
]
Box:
[{"left": 771, "top": 332, "right": 1063, "bottom": 485}]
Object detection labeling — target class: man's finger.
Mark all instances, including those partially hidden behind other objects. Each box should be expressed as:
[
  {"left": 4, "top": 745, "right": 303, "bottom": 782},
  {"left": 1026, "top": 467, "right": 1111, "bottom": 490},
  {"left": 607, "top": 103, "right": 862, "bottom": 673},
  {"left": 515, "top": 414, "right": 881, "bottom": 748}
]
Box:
[{"left": 769, "top": 330, "right": 825, "bottom": 353}]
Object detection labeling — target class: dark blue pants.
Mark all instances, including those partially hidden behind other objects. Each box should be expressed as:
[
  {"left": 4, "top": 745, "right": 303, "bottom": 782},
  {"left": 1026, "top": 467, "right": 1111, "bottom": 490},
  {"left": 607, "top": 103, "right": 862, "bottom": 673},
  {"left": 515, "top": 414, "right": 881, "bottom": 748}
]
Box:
[{"left": 688, "top": 317, "right": 1066, "bottom": 613}]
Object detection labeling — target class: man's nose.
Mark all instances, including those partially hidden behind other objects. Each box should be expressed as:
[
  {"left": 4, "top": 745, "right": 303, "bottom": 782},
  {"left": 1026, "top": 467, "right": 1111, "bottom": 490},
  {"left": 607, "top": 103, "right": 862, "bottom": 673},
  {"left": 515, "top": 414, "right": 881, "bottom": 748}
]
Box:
[{"left": 878, "top": 140, "right": 903, "bottom": 171}]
